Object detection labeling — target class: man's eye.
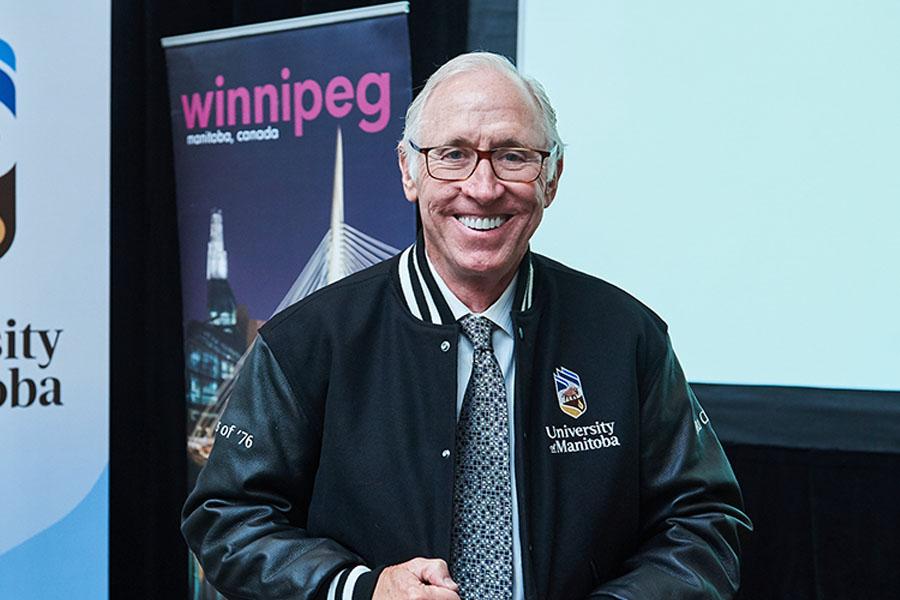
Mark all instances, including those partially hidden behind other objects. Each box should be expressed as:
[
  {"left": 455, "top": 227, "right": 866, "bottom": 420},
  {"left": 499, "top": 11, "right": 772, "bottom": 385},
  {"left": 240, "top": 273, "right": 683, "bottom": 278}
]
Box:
[
  {"left": 496, "top": 149, "right": 528, "bottom": 163},
  {"left": 435, "top": 148, "right": 467, "bottom": 161}
]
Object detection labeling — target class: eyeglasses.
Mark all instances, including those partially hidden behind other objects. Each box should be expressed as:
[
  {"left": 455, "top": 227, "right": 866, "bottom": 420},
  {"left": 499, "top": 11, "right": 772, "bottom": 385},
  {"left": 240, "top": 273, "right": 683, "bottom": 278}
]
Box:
[{"left": 409, "top": 140, "right": 553, "bottom": 183}]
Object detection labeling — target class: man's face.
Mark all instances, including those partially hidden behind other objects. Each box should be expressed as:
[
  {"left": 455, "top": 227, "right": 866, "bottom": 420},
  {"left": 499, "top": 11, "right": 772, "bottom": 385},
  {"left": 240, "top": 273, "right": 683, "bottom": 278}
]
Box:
[{"left": 400, "top": 69, "right": 561, "bottom": 292}]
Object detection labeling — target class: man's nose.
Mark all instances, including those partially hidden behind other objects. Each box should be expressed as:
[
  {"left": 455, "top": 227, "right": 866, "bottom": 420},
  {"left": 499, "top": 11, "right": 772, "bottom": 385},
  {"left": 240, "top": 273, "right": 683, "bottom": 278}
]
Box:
[{"left": 463, "top": 155, "right": 504, "bottom": 202}]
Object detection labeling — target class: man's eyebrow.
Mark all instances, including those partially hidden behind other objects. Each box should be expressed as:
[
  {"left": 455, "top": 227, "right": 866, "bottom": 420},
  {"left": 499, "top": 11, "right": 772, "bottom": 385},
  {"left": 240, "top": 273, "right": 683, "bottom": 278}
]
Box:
[
  {"left": 439, "top": 136, "right": 476, "bottom": 147},
  {"left": 492, "top": 138, "right": 529, "bottom": 148},
  {"left": 439, "top": 137, "right": 531, "bottom": 148}
]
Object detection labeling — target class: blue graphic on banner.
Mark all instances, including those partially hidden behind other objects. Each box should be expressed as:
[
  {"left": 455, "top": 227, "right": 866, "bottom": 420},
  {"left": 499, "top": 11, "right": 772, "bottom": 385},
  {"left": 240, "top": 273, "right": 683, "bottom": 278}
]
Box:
[
  {"left": 0, "top": 71, "right": 14, "bottom": 116},
  {"left": 164, "top": 10, "right": 413, "bottom": 599},
  {"left": 0, "top": 36, "right": 15, "bottom": 259},
  {"left": 0, "top": 38, "right": 15, "bottom": 71},
  {"left": 0, "top": 467, "right": 108, "bottom": 598},
  {"left": 0, "top": 37, "right": 15, "bottom": 117}
]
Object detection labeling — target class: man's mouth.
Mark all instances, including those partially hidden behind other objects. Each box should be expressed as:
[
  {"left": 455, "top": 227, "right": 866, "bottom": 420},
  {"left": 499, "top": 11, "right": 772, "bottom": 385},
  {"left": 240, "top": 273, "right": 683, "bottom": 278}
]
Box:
[{"left": 456, "top": 215, "right": 508, "bottom": 231}]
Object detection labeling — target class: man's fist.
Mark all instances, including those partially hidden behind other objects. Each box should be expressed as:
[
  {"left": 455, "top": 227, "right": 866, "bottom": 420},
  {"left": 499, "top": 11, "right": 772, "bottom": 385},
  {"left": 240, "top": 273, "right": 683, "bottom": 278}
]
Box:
[{"left": 372, "top": 557, "right": 460, "bottom": 600}]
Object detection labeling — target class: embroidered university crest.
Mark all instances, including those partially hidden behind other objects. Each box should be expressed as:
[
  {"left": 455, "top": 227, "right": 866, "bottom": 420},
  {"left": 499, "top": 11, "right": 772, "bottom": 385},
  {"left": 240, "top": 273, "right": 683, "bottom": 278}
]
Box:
[{"left": 554, "top": 366, "right": 586, "bottom": 419}]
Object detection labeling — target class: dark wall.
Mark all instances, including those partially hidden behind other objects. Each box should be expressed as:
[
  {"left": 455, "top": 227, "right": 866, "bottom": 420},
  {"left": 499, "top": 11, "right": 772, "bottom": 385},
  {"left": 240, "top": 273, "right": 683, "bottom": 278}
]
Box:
[
  {"left": 726, "top": 444, "right": 900, "bottom": 600},
  {"left": 110, "top": 2, "right": 472, "bottom": 598}
]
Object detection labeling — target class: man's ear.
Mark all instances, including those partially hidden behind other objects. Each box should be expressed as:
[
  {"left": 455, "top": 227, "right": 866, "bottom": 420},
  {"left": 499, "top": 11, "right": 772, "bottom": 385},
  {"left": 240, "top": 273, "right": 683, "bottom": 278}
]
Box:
[
  {"left": 543, "top": 157, "right": 564, "bottom": 208},
  {"left": 398, "top": 147, "right": 419, "bottom": 203}
]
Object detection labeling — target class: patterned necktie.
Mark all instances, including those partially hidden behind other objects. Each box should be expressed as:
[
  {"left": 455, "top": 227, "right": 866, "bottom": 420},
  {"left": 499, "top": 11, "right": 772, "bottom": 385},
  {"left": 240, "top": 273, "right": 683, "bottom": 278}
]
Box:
[{"left": 450, "top": 314, "right": 514, "bottom": 600}]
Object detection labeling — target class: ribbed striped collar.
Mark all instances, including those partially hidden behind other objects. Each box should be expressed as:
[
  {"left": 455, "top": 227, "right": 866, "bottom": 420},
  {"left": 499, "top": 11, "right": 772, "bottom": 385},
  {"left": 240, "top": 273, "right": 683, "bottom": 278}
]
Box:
[{"left": 396, "top": 237, "right": 534, "bottom": 326}]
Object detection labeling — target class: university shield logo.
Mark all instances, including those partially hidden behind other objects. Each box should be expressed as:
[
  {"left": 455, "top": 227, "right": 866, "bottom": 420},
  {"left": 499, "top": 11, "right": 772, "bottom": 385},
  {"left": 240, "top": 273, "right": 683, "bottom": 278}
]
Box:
[
  {"left": 0, "top": 37, "right": 17, "bottom": 259},
  {"left": 554, "top": 366, "right": 587, "bottom": 419}
]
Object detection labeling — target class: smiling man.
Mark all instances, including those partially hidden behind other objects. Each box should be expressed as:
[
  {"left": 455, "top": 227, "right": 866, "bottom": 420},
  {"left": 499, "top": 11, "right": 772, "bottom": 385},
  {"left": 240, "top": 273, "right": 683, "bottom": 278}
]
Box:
[
  {"left": 183, "top": 53, "right": 751, "bottom": 600},
  {"left": 399, "top": 62, "right": 559, "bottom": 314}
]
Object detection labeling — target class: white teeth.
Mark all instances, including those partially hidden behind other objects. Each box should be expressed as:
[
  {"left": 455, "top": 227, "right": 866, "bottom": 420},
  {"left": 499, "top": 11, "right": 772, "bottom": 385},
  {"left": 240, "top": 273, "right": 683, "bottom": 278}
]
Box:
[{"left": 457, "top": 215, "right": 507, "bottom": 231}]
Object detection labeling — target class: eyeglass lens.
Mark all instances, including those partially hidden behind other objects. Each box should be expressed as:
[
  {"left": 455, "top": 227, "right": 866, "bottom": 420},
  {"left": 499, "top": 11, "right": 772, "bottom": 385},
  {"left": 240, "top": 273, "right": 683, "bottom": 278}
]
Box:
[{"left": 426, "top": 146, "right": 544, "bottom": 182}]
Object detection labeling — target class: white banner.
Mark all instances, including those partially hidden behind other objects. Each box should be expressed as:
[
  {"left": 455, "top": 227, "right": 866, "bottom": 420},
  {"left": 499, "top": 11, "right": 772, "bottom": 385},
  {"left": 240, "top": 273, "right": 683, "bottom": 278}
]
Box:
[{"left": 0, "top": 1, "right": 110, "bottom": 597}]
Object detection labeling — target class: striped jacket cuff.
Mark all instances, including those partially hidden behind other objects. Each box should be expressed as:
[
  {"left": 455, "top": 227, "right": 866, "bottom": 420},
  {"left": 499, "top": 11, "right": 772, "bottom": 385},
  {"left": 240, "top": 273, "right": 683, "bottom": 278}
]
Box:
[{"left": 325, "top": 565, "right": 385, "bottom": 600}]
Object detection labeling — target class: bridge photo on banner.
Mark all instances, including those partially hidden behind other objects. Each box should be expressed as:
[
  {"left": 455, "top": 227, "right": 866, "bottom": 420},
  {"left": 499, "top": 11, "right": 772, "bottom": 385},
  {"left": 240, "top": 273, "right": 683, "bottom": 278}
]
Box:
[{"left": 161, "top": 4, "right": 414, "bottom": 597}]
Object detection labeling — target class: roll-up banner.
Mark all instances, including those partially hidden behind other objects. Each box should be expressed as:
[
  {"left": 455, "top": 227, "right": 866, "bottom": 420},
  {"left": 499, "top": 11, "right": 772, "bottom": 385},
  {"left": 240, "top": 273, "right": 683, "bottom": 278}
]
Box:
[
  {"left": 0, "top": 1, "right": 111, "bottom": 598},
  {"left": 162, "top": 4, "right": 414, "bottom": 596}
]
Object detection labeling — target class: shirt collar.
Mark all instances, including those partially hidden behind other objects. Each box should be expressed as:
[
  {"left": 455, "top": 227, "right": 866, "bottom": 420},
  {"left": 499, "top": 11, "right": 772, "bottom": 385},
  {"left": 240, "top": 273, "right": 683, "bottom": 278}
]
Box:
[{"left": 425, "top": 252, "right": 517, "bottom": 337}]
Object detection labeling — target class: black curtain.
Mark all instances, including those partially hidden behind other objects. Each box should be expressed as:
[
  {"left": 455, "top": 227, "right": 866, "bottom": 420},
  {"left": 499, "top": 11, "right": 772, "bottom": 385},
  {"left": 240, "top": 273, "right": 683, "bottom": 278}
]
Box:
[
  {"left": 726, "top": 444, "right": 900, "bottom": 600},
  {"left": 110, "top": 1, "right": 468, "bottom": 598}
]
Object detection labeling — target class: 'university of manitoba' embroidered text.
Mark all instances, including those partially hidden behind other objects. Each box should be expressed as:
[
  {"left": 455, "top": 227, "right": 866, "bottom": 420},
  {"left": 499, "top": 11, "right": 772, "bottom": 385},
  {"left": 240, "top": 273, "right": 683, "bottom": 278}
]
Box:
[{"left": 546, "top": 421, "right": 620, "bottom": 454}]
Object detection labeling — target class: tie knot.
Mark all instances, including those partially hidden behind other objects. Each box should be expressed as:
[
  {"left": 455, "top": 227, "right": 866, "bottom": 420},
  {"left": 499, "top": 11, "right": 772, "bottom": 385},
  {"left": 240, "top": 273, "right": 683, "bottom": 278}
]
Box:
[{"left": 459, "top": 314, "right": 494, "bottom": 351}]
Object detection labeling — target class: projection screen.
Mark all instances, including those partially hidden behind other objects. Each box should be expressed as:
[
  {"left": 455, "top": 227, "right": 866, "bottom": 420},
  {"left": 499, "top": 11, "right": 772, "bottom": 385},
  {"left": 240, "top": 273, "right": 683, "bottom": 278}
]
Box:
[{"left": 519, "top": 1, "right": 900, "bottom": 391}]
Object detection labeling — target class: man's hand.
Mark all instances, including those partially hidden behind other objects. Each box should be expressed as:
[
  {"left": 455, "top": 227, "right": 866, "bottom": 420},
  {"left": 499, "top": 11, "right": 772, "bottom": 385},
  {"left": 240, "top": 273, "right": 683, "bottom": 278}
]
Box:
[{"left": 373, "top": 557, "right": 460, "bottom": 600}]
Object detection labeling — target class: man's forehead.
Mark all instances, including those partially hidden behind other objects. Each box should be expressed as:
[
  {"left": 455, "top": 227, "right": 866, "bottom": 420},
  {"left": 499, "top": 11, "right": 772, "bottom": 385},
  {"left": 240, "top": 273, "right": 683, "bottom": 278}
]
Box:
[
  {"left": 427, "top": 69, "right": 534, "bottom": 110},
  {"left": 418, "top": 69, "right": 543, "bottom": 145}
]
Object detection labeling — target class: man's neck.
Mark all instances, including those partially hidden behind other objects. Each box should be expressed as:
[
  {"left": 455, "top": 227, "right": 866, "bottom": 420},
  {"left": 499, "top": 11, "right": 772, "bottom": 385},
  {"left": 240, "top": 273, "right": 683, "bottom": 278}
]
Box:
[
  {"left": 447, "top": 275, "right": 515, "bottom": 314},
  {"left": 424, "top": 247, "right": 520, "bottom": 314}
]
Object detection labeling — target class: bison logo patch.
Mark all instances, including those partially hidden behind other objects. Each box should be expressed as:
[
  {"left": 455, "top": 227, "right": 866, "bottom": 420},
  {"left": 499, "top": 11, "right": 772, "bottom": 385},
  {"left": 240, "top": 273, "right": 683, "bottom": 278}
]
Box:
[{"left": 554, "top": 366, "right": 586, "bottom": 419}]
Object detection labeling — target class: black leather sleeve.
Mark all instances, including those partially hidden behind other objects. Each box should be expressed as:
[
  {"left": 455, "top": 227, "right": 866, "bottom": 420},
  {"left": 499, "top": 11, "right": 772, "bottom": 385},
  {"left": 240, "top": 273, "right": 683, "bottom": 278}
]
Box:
[
  {"left": 181, "top": 337, "right": 363, "bottom": 600},
  {"left": 588, "top": 337, "right": 752, "bottom": 599}
]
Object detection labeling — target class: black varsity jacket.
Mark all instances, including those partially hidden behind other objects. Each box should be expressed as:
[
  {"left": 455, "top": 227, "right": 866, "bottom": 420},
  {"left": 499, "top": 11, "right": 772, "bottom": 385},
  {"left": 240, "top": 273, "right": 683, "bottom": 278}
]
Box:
[{"left": 182, "top": 243, "right": 752, "bottom": 600}]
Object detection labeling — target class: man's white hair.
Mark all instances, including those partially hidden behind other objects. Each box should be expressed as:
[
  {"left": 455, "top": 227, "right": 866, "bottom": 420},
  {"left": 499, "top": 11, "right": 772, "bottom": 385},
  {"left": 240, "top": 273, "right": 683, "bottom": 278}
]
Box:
[{"left": 398, "top": 52, "right": 564, "bottom": 185}]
